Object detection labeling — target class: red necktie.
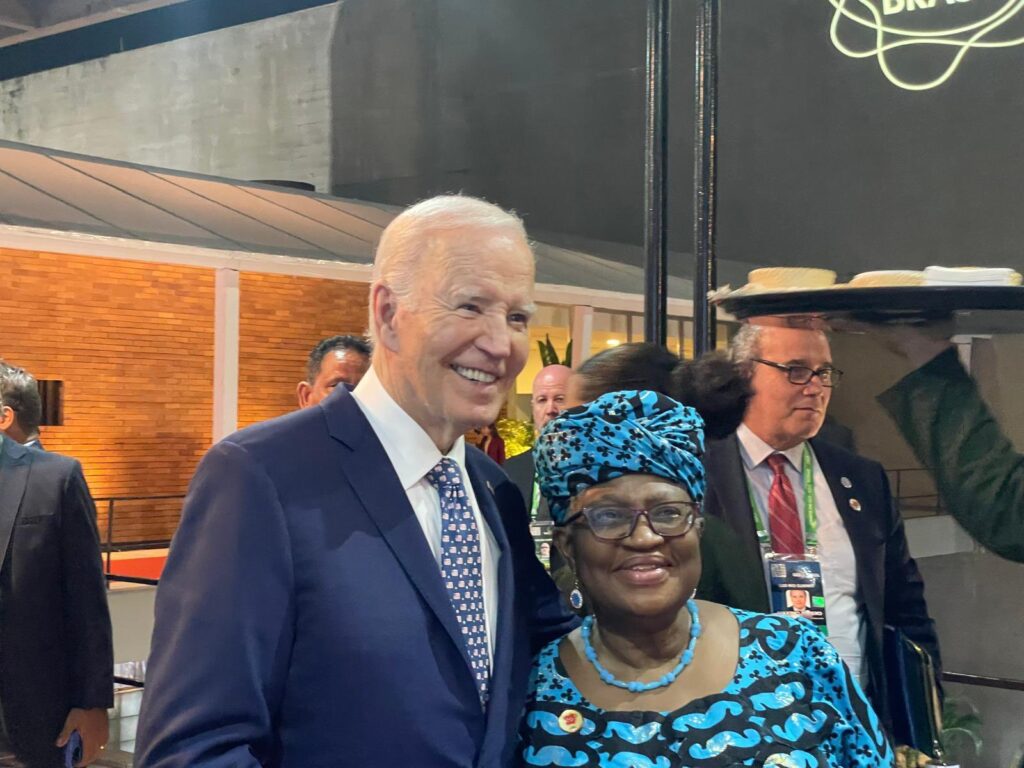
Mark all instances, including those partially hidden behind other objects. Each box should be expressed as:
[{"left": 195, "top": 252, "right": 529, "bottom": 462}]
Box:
[{"left": 766, "top": 453, "right": 804, "bottom": 555}]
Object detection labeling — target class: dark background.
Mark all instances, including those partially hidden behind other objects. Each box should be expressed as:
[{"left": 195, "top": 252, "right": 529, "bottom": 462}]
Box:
[{"left": 329, "top": 0, "right": 1024, "bottom": 282}]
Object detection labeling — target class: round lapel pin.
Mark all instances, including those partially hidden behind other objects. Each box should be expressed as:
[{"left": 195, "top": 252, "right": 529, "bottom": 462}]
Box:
[{"left": 558, "top": 709, "right": 584, "bottom": 733}]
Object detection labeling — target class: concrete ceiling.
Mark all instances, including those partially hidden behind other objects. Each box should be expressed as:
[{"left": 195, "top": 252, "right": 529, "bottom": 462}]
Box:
[{"left": 0, "top": 0, "right": 188, "bottom": 47}]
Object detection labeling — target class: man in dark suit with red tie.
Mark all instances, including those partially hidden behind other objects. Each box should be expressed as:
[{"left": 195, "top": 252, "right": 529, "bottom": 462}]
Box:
[
  {"left": 700, "top": 322, "right": 940, "bottom": 731},
  {"left": 135, "top": 196, "right": 577, "bottom": 767}
]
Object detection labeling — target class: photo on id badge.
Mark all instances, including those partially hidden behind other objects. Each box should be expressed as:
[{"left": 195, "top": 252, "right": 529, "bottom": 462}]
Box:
[{"left": 767, "top": 555, "right": 828, "bottom": 633}]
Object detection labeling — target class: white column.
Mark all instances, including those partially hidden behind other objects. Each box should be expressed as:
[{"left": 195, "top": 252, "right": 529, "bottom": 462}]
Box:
[
  {"left": 213, "top": 268, "right": 240, "bottom": 442},
  {"left": 952, "top": 334, "right": 976, "bottom": 372},
  {"left": 570, "top": 305, "right": 594, "bottom": 368}
]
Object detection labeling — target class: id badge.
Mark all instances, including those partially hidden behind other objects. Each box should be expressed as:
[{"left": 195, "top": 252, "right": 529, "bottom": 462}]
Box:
[
  {"left": 530, "top": 521, "right": 554, "bottom": 571},
  {"left": 763, "top": 552, "right": 828, "bottom": 634}
]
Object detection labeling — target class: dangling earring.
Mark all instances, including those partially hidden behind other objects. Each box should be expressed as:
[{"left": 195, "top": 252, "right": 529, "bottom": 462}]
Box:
[{"left": 569, "top": 577, "right": 585, "bottom": 611}]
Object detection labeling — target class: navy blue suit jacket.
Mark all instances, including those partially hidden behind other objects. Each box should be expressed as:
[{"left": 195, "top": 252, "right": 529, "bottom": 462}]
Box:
[{"left": 135, "top": 388, "right": 576, "bottom": 767}]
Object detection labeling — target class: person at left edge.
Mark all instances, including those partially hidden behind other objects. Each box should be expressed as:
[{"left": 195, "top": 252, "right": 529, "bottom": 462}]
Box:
[
  {"left": 0, "top": 431, "right": 113, "bottom": 768},
  {"left": 134, "top": 195, "right": 578, "bottom": 768},
  {"left": 0, "top": 362, "right": 44, "bottom": 450}
]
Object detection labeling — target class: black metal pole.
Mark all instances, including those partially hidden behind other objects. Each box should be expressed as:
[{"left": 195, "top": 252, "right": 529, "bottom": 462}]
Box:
[
  {"left": 106, "top": 499, "right": 115, "bottom": 576},
  {"left": 693, "top": 0, "right": 720, "bottom": 356},
  {"left": 643, "top": 0, "right": 670, "bottom": 348}
]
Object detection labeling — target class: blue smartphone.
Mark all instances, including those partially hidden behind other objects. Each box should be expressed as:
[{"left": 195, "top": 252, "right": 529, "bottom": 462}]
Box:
[{"left": 63, "top": 730, "right": 82, "bottom": 768}]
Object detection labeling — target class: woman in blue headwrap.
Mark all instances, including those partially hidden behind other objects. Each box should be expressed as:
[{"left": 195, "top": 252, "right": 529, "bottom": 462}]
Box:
[{"left": 518, "top": 390, "right": 892, "bottom": 768}]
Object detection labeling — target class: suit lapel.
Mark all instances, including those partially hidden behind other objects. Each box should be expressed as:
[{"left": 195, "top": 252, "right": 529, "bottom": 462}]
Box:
[
  {"left": 809, "top": 439, "right": 884, "bottom": 634},
  {"left": 0, "top": 436, "right": 32, "bottom": 572},
  {"left": 705, "top": 435, "right": 762, "bottom": 562},
  {"left": 464, "top": 450, "right": 514, "bottom": 735},
  {"left": 324, "top": 391, "right": 476, "bottom": 679}
]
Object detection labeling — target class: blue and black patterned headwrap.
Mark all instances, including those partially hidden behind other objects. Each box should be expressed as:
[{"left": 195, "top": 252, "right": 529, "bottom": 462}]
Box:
[{"left": 535, "top": 389, "right": 706, "bottom": 523}]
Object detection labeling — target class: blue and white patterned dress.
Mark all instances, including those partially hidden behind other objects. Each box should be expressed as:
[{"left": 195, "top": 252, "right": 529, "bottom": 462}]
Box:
[{"left": 518, "top": 609, "right": 893, "bottom": 768}]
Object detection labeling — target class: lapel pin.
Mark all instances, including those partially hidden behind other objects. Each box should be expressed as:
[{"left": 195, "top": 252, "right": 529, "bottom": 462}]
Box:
[
  {"left": 558, "top": 709, "right": 584, "bottom": 733},
  {"left": 840, "top": 476, "right": 852, "bottom": 489},
  {"left": 486, "top": 481, "right": 495, "bottom": 495},
  {"left": 849, "top": 498, "right": 862, "bottom": 511}
]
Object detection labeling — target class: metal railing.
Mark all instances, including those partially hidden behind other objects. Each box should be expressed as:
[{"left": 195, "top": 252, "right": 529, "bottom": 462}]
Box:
[
  {"left": 942, "top": 671, "right": 1024, "bottom": 693},
  {"left": 887, "top": 466, "right": 945, "bottom": 518},
  {"left": 93, "top": 493, "right": 182, "bottom": 587}
]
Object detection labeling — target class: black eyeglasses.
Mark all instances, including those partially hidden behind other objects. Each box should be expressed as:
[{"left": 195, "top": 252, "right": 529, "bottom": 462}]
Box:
[
  {"left": 752, "top": 358, "right": 843, "bottom": 388},
  {"left": 559, "top": 502, "right": 702, "bottom": 541}
]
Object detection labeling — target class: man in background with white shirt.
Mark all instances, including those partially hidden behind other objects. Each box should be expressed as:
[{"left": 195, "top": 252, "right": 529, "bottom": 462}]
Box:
[
  {"left": 701, "top": 322, "right": 939, "bottom": 731},
  {"left": 136, "top": 196, "right": 576, "bottom": 768}
]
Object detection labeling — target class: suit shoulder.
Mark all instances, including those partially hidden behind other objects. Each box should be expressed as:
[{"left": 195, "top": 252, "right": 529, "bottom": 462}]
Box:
[
  {"left": 466, "top": 444, "right": 509, "bottom": 482},
  {"left": 702, "top": 434, "right": 741, "bottom": 468},
  {"left": 25, "top": 447, "right": 82, "bottom": 478},
  {"left": 704, "top": 434, "right": 739, "bottom": 454},
  {"left": 221, "top": 406, "right": 327, "bottom": 458},
  {"left": 811, "top": 438, "right": 884, "bottom": 475},
  {"left": 467, "top": 446, "right": 527, "bottom": 510},
  {"left": 505, "top": 450, "right": 533, "bottom": 471}
]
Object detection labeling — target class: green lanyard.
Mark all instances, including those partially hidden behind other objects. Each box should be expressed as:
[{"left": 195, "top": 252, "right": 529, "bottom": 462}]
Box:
[
  {"left": 530, "top": 478, "right": 541, "bottom": 521},
  {"left": 746, "top": 443, "right": 818, "bottom": 551}
]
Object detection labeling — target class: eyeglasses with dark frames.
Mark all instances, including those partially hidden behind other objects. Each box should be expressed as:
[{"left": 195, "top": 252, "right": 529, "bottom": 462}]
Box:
[
  {"left": 558, "top": 502, "right": 702, "bottom": 541},
  {"left": 752, "top": 358, "right": 843, "bottom": 388}
]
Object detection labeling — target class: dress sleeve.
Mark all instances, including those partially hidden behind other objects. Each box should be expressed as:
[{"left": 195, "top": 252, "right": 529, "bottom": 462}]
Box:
[{"left": 796, "top": 622, "right": 895, "bottom": 767}]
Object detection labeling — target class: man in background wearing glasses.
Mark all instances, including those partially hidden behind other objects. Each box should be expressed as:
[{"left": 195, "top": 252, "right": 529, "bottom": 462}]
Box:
[{"left": 700, "top": 322, "right": 940, "bottom": 733}]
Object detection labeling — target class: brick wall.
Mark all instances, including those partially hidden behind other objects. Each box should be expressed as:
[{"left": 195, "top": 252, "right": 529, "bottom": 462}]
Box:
[
  {"left": 0, "top": 248, "right": 215, "bottom": 544},
  {"left": 237, "top": 272, "right": 369, "bottom": 428}
]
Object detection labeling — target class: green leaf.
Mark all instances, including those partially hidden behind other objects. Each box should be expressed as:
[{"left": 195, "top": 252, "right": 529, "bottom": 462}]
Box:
[
  {"left": 538, "top": 334, "right": 557, "bottom": 367},
  {"left": 563, "top": 339, "right": 573, "bottom": 367},
  {"left": 940, "top": 726, "right": 982, "bottom": 756}
]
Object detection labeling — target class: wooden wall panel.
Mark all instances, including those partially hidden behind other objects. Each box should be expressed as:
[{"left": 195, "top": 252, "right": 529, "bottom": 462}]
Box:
[
  {"left": 0, "top": 248, "right": 214, "bottom": 544},
  {"left": 237, "top": 273, "right": 369, "bottom": 428}
]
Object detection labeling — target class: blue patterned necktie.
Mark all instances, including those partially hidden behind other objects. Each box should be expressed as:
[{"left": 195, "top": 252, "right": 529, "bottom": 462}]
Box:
[{"left": 426, "top": 457, "right": 491, "bottom": 705}]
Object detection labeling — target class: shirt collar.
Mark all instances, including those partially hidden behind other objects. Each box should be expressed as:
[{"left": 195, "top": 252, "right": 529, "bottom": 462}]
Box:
[
  {"left": 736, "top": 423, "right": 806, "bottom": 472},
  {"left": 351, "top": 366, "right": 466, "bottom": 490}
]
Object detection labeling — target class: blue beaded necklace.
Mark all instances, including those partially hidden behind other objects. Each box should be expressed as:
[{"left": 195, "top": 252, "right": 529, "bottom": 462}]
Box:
[{"left": 581, "top": 599, "right": 701, "bottom": 693}]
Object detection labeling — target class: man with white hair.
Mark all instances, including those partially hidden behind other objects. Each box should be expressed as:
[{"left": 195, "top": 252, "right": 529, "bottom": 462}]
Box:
[{"left": 136, "top": 196, "right": 576, "bottom": 767}]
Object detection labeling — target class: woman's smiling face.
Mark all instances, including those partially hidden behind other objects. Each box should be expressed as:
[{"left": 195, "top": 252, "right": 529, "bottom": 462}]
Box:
[{"left": 556, "top": 474, "right": 703, "bottom": 621}]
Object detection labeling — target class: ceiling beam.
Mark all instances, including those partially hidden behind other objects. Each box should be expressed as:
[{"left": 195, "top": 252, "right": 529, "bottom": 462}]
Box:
[
  {"left": 0, "top": 0, "right": 189, "bottom": 49},
  {"left": 36, "top": 0, "right": 187, "bottom": 28},
  {"left": 0, "top": 0, "right": 36, "bottom": 31}
]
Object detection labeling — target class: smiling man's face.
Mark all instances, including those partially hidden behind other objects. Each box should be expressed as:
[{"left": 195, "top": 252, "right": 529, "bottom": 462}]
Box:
[
  {"left": 377, "top": 226, "right": 535, "bottom": 451},
  {"left": 744, "top": 326, "right": 832, "bottom": 451}
]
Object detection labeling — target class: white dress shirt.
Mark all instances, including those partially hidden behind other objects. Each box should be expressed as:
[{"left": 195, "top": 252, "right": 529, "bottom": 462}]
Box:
[
  {"left": 352, "top": 368, "right": 498, "bottom": 666},
  {"left": 736, "top": 424, "right": 868, "bottom": 687}
]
